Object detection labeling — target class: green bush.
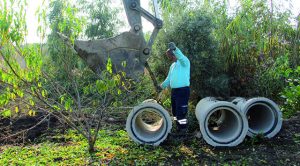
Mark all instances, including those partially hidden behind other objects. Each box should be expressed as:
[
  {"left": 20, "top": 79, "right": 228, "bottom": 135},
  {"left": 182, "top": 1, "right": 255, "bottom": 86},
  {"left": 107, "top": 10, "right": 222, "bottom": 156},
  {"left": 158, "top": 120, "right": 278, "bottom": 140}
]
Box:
[
  {"left": 213, "top": 0, "right": 296, "bottom": 97},
  {"left": 281, "top": 66, "right": 300, "bottom": 118},
  {"left": 151, "top": 10, "right": 229, "bottom": 100},
  {"left": 251, "top": 55, "right": 290, "bottom": 99}
]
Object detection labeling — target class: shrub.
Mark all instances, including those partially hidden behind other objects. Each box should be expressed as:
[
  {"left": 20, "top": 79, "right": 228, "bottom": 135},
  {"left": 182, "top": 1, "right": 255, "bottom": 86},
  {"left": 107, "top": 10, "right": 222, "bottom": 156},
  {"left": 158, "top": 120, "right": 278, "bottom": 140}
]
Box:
[
  {"left": 251, "top": 55, "right": 290, "bottom": 99},
  {"left": 281, "top": 66, "right": 300, "bottom": 118},
  {"left": 151, "top": 10, "right": 229, "bottom": 100}
]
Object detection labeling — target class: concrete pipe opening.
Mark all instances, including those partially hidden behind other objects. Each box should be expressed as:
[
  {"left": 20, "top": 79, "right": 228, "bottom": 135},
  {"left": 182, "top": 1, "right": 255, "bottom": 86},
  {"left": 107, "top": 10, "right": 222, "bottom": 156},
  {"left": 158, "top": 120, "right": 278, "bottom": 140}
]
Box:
[
  {"left": 126, "top": 102, "right": 172, "bottom": 146},
  {"left": 196, "top": 98, "right": 248, "bottom": 147},
  {"left": 246, "top": 103, "right": 275, "bottom": 135},
  {"left": 206, "top": 107, "right": 243, "bottom": 144},
  {"left": 233, "top": 97, "right": 283, "bottom": 138}
]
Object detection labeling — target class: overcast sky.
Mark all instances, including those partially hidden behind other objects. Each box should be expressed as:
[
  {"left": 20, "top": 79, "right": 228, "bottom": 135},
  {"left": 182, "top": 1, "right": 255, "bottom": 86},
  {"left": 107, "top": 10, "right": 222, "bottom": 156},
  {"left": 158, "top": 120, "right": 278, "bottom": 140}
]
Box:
[{"left": 25, "top": 0, "right": 300, "bottom": 43}]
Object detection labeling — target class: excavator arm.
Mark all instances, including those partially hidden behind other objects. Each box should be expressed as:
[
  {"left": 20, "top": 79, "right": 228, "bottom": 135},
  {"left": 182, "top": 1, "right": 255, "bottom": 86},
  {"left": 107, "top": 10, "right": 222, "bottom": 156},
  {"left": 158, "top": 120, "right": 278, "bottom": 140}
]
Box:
[
  {"left": 122, "top": 0, "right": 163, "bottom": 91},
  {"left": 68, "top": 0, "right": 163, "bottom": 87},
  {"left": 123, "top": 0, "right": 163, "bottom": 54}
]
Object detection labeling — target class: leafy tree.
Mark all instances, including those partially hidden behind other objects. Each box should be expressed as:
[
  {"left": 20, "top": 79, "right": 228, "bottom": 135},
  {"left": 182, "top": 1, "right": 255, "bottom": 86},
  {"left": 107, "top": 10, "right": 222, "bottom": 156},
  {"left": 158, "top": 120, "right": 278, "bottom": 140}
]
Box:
[
  {"left": 0, "top": 0, "right": 31, "bottom": 119},
  {"left": 214, "top": 0, "right": 296, "bottom": 97},
  {"left": 0, "top": 0, "right": 130, "bottom": 153},
  {"left": 46, "top": 0, "right": 84, "bottom": 86},
  {"left": 78, "top": 0, "right": 123, "bottom": 39}
]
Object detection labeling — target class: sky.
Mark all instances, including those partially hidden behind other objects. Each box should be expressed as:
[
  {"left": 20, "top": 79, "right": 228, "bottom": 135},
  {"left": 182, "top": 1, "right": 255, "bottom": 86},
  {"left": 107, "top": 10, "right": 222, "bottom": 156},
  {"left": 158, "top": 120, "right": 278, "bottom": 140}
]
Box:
[{"left": 25, "top": 0, "right": 300, "bottom": 43}]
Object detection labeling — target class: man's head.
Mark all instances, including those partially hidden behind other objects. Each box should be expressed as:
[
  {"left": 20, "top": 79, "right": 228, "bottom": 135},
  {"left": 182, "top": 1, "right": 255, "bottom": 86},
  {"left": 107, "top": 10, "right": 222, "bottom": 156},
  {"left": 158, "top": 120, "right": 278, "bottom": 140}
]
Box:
[{"left": 166, "top": 49, "right": 177, "bottom": 62}]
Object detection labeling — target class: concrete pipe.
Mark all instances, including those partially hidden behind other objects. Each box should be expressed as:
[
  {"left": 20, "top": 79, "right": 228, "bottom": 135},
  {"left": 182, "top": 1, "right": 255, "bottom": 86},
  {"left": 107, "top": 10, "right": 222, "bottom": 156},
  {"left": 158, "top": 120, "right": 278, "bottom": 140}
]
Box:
[
  {"left": 126, "top": 101, "right": 172, "bottom": 146},
  {"left": 195, "top": 97, "right": 248, "bottom": 147},
  {"left": 232, "top": 97, "right": 282, "bottom": 138}
]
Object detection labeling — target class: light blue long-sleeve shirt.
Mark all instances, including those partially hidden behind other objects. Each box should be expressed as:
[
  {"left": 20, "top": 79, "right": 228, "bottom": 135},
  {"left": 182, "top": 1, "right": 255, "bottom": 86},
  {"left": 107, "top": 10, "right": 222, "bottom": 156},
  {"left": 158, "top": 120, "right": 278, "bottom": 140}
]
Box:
[{"left": 161, "top": 47, "right": 190, "bottom": 89}]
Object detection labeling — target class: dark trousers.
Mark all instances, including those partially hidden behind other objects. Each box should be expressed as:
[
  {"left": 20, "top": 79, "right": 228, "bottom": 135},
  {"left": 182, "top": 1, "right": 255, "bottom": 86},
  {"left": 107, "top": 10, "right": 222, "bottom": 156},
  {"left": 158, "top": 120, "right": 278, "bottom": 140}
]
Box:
[{"left": 171, "top": 86, "right": 190, "bottom": 130}]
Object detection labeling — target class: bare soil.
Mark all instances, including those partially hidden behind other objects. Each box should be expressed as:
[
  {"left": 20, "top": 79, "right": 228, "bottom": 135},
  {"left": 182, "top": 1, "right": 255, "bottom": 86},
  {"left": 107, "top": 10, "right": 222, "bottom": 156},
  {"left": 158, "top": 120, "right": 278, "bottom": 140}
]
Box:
[
  {"left": 220, "top": 114, "right": 300, "bottom": 165},
  {"left": 0, "top": 113, "right": 63, "bottom": 144},
  {"left": 185, "top": 112, "right": 300, "bottom": 165}
]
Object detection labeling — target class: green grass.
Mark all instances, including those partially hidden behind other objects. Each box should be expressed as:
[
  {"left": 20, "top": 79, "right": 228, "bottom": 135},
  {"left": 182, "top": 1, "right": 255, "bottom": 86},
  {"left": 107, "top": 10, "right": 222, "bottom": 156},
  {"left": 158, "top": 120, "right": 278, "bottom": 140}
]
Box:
[
  {"left": 0, "top": 130, "right": 202, "bottom": 165},
  {"left": 3, "top": 128, "right": 286, "bottom": 165},
  {"left": 294, "top": 134, "right": 300, "bottom": 145}
]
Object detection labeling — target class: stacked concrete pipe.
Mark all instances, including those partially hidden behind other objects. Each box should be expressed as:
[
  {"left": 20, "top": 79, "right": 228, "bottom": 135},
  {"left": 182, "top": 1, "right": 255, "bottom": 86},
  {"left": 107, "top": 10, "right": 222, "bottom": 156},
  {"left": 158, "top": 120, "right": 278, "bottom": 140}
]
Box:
[
  {"left": 195, "top": 97, "right": 248, "bottom": 147},
  {"left": 126, "top": 101, "right": 172, "bottom": 146},
  {"left": 231, "top": 97, "right": 282, "bottom": 138}
]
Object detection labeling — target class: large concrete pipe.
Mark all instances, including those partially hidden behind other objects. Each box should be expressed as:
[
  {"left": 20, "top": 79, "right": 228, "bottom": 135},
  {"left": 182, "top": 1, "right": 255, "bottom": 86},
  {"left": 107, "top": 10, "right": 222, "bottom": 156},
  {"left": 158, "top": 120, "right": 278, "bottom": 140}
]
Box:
[
  {"left": 126, "top": 101, "right": 172, "bottom": 146},
  {"left": 195, "top": 97, "right": 248, "bottom": 147},
  {"left": 231, "top": 97, "right": 282, "bottom": 138}
]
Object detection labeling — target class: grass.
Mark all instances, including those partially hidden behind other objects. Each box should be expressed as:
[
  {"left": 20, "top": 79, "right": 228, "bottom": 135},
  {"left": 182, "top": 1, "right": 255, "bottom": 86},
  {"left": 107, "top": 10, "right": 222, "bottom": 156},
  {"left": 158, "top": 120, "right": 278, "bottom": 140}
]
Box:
[
  {"left": 0, "top": 130, "right": 202, "bottom": 165},
  {"left": 1, "top": 128, "right": 248, "bottom": 165},
  {"left": 294, "top": 134, "right": 300, "bottom": 145},
  {"left": 0, "top": 126, "right": 298, "bottom": 165}
]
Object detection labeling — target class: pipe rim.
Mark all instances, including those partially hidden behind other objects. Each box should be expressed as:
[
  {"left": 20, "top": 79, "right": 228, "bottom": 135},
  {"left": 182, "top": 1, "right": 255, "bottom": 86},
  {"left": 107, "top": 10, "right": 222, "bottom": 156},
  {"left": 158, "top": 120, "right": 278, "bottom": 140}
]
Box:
[
  {"left": 130, "top": 106, "right": 169, "bottom": 144},
  {"left": 245, "top": 103, "right": 277, "bottom": 136},
  {"left": 204, "top": 106, "right": 244, "bottom": 144},
  {"left": 242, "top": 97, "right": 282, "bottom": 138}
]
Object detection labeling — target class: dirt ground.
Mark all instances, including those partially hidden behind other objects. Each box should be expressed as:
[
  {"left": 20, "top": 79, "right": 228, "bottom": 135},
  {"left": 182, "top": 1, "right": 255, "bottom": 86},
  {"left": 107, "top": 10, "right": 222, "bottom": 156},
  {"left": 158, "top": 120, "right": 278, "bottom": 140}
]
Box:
[
  {"left": 0, "top": 114, "right": 62, "bottom": 144},
  {"left": 1, "top": 112, "right": 300, "bottom": 165},
  {"left": 194, "top": 112, "right": 300, "bottom": 165}
]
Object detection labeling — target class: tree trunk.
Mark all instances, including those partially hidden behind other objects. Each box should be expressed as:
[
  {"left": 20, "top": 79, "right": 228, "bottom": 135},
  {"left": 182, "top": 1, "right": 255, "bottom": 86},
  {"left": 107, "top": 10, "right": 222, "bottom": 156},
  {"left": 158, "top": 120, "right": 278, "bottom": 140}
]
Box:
[{"left": 88, "top": 137, "right": 96, "bottom": 153}]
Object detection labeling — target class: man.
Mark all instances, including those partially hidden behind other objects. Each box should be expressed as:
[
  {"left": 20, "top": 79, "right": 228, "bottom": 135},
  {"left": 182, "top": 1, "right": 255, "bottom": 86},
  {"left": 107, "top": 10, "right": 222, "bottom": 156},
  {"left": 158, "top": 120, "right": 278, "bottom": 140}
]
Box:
[{"left": 159, "top": 42, "right": 190, "bottom": 134}]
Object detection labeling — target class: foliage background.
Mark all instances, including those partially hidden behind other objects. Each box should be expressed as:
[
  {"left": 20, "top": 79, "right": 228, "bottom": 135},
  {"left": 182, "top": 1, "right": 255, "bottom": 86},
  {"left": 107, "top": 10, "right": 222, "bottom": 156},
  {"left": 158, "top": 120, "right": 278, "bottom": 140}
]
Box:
[
  {"left": 151, "top": 0, "right": 299, "bottom": 114},
  {"left": 0, "top": 0, "right": 299, "bottom": 162},
  {"left": 0, "top": 0, "right": 298, "bottom": 127}
]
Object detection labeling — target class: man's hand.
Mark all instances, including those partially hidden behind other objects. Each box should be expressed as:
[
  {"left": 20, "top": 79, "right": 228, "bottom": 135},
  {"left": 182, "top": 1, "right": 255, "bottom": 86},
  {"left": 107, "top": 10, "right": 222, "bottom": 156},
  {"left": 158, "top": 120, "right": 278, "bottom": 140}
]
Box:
[{"left": 168, "top": 42, "right": 176, "bottom": 51}]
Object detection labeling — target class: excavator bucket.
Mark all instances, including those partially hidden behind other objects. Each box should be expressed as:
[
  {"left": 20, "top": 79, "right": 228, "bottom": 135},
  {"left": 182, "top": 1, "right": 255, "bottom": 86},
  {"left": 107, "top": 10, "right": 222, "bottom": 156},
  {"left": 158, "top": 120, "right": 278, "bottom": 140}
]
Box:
[
  {"left": 62, "top": 0, "right": 162, "bottom": 80},
  {"left": 74, "top": 31, "right": 147, "bottom": 79}
]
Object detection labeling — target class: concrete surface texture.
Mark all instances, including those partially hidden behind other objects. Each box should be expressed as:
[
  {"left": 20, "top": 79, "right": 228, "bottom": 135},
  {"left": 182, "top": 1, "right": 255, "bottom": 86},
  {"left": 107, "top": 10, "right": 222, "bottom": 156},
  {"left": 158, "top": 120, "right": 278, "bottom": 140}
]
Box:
[
  {"left": 126, "top": 101, "right": 172, "bottom": 146},
  {"left": 232, "top": 97, "right": 282, "bottom": 138},
  {"left": 195, "top": 97, "right": 249, "bottom": 147}
]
